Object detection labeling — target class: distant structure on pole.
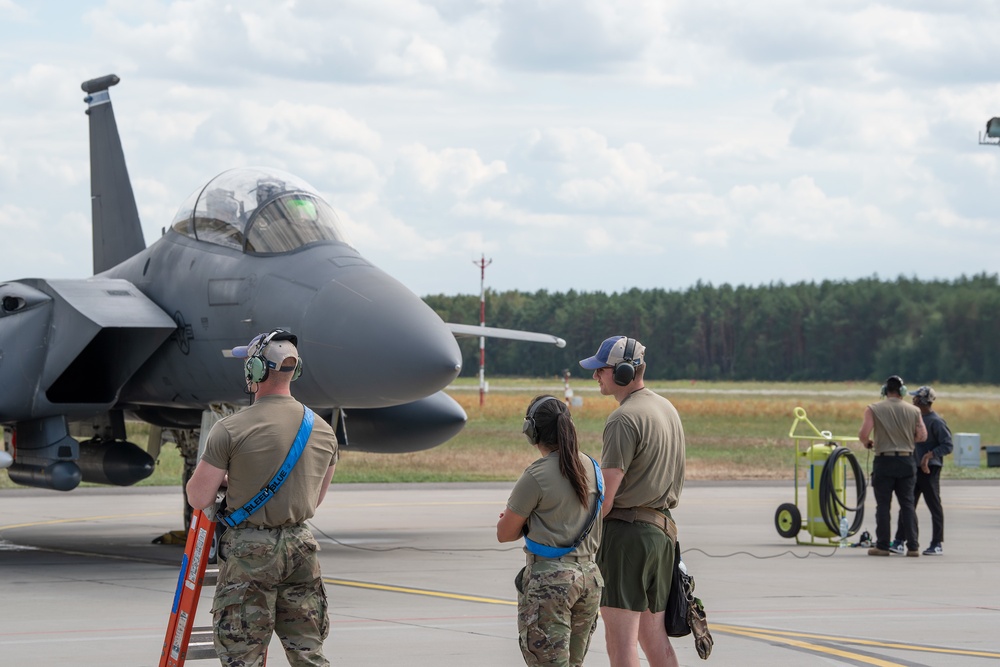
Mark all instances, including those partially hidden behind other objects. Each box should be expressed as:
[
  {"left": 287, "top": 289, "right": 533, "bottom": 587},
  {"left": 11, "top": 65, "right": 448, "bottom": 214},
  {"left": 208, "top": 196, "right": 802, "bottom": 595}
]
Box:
[
  {"left": 473, "top": 254, "right": 492, "bottom": 407},
  {"left": 978, "top": 117, "right": 1000, "bottom": 146}
]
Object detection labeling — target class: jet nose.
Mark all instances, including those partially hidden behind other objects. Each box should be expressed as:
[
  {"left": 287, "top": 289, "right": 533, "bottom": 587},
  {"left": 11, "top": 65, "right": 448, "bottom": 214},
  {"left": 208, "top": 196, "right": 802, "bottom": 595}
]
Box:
[{"left": 301, "top": 268, "right": 462, "bottom": 407}]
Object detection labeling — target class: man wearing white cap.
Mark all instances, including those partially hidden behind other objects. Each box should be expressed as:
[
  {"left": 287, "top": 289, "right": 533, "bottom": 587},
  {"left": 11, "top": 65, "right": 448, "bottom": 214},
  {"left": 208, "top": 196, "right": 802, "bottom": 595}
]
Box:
[
  {"left": 579, "top": 335, "right": 686, "bottom": 667},
  {"left": 187, "top": 329, "right": 338, "bottom": 667}
]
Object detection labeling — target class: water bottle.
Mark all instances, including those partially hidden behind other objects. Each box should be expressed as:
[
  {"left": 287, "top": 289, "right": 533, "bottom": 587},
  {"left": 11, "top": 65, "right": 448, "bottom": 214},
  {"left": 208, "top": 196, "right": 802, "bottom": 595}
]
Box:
[{"left": 839, "top": 515, "right": 849, "bottom": 547}]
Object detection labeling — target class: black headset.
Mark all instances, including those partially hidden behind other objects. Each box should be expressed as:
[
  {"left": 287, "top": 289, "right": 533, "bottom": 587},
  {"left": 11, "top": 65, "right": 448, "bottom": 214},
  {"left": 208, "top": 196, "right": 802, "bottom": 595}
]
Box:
[
  {"left": 244, "top": 329, "right": 303, "bottom": 384},
  {"left": 613, "top": 337, "right": 641, "bottom": 387},
  {"left": 880, "top": 375, "right": 906, "bottom": 397},
  {"left": 522, "top": 395, "right": 561, "bottom": 445}
]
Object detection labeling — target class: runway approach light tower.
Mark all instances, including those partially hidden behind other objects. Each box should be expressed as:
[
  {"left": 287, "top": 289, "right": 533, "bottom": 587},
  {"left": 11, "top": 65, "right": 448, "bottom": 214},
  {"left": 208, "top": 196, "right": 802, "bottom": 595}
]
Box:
[
  {"left": 978, "top": 117, "right": 1000, "bottom": 145},
  {"left": 473, "top": 254, "right": 492, "bottom": 407}
]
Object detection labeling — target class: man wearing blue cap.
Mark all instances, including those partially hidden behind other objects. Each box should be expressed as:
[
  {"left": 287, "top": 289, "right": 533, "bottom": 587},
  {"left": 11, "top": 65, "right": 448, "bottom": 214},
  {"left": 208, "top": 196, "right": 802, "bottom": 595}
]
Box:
[
  {"left": 187, "top": 329, "right": 338, "bottom": 667},
  {"left": 580, "top": 336, "right": 686, "bottom": 667}
]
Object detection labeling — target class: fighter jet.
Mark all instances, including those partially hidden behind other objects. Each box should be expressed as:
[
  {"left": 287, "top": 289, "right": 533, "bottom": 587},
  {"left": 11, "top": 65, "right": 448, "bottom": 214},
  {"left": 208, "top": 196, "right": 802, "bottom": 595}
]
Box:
[{"left": 0, "top": 74, "right": 564, "bottom": 494}]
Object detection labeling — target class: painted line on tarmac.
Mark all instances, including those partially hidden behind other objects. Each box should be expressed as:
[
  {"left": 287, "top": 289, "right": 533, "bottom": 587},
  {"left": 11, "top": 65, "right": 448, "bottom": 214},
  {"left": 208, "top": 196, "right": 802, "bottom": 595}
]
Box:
[
  {"left": 713, "top": 624, "right": 906, "bottom": 666},
  {"left": 319, "top": 580, "right": 1000, "bottom": 666},
  {"left": 713, "top": 623, "right": 1000, "bottom": 662},
  {"left": 0, "top": 511, "right": 172, "bottom": 531},
  {"left": 324, "top": 578, "right": 516, "bottom": 606},
  {"left": 735, "top": 625, "right": 1000, "bottom": 659},
  {"left": 329, "top": 501, "right": 501, "bottom": 508}
]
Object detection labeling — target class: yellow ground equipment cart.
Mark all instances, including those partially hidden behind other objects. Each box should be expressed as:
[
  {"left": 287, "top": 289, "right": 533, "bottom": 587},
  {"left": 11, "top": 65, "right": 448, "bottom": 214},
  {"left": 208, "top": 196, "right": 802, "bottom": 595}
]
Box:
[{"left": 774, "top": 407, "right": 867, "bottom": 546}]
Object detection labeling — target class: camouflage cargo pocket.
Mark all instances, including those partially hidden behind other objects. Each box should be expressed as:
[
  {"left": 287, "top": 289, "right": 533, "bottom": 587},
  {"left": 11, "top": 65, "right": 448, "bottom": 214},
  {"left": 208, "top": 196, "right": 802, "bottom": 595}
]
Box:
[{"left": 212, "top": 581, "right": 251, "bottom": 636}]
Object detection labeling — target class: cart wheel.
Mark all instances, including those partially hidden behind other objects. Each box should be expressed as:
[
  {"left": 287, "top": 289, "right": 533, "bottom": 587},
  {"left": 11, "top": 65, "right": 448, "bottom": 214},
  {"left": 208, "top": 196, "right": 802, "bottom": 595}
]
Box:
[{"left": 775, "top": 503, "right": 801, "bottom": 538}]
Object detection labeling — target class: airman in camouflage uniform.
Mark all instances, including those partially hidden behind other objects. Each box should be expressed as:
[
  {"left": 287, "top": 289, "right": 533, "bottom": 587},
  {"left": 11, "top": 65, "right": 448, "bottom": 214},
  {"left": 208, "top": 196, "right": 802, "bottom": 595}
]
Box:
[
  {"left": 498, "top": 396, "right": 604, "bottom": 667},
  {"left": 517, "top": 559, "right": 603, "bottom": 666},
  {"left": 213, "top": 525, "right": 330, "bottom": 665},
  {"left": 187, "top": 331, "right": 338, "bottom": 667}
]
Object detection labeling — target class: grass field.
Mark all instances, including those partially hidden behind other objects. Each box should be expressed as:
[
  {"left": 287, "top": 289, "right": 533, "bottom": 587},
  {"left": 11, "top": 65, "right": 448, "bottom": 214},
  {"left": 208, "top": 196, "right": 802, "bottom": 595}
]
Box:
[
  {"left": 330, "top": 378, "right": 1000, "bottom": 483},
  {"left": 3, "top": 378, "right": 1000, "bottom": 489}
]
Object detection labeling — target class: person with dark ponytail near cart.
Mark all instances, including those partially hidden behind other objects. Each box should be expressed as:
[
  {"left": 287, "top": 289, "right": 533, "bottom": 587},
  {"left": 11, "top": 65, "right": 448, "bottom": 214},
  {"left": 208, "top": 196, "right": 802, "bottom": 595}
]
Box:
[{"left": 497, "top": 396, "right": 605, "bottom": 667}]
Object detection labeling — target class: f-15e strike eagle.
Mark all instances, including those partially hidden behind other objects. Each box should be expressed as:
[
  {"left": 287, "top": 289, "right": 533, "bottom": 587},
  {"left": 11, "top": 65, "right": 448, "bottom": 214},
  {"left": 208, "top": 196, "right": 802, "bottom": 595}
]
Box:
[{"left": 0, "top": 74, "right": 564, "bottom": 494}]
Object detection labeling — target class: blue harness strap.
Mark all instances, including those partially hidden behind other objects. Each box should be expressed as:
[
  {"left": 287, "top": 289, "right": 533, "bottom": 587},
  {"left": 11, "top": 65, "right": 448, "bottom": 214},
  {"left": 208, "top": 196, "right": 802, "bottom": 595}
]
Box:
[
  {"left": 221, "top": 406, "right": 315, "bottom": 528},
  {"left": 524, "top": 455, "right": 605, "bottom": 559}
]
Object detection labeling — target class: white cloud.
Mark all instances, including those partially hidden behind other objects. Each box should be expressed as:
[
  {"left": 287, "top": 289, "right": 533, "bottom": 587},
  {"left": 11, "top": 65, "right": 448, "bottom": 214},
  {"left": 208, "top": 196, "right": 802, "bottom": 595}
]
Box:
[
  {"left": 916, "top": 207, "right": 995, "bottom": 232},
  {"left": 494, "top": 0, "right": 665, "bottom": 72},
  {"left": 3, "top": 0, "right": 1000, "bottom": 296},
  {"left": 375, "top": 34, "right": 450, "bottom": 78},
  {"left": 393, "top": 144, "right": 506, "bottom": 196},
  {"left": 0, "top": 0, "right": 29, "bottom": 21},
  {"left": 724, "top": 176, "right": 896, "bottom": 241}
]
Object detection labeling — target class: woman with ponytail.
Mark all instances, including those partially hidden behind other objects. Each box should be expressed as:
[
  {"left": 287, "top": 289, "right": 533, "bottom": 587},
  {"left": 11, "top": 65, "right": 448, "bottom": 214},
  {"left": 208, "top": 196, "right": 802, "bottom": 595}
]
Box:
[{"left": 497, "top": 395, "right": 605, "bottom": 667}]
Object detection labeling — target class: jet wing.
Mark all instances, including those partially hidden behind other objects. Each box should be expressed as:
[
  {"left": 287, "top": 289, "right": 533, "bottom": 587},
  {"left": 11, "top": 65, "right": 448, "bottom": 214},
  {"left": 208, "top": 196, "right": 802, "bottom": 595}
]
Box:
[
  {"left": 0, "top": 277, "right": 177, "bottom": 420},
  {"left": 446, "top": 323, "right": 566, "bottom": 348}
]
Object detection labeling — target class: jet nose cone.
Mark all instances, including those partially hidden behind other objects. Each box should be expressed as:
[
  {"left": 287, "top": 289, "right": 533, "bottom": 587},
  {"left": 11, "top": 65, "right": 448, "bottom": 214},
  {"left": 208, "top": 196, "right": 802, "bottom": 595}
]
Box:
[{"left": 301, "top": 268, "right": 462, "bottom": 407}]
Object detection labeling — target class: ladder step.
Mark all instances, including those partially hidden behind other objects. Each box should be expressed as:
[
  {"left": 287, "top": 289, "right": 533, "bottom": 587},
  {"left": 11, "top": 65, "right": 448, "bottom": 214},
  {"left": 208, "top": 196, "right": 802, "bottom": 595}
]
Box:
[
  {"left": 185, "top": 645, "right": 218, "bottom": 660},
  {"left": 185, "top": 627, "right": 216, "bottom": 660},
  {"left": 203, "top": 568, "right": 218, "bottom": 587},
  {"left": 159, "top": 508, "right": 221, "bottom": 667}
]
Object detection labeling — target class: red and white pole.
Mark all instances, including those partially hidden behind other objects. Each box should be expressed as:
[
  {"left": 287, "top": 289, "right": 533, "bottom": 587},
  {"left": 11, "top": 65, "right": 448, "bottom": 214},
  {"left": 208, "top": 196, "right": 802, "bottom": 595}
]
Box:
[{"left": 473, "top": 254, "right": 492, "bottom": 407}]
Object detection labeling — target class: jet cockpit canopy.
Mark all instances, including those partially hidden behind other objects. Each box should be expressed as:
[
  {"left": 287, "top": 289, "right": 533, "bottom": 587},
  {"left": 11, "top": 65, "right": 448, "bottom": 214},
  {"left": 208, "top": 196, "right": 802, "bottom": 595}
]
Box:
[{"left": 170, "top": 167, "right": 351, "bottom": 253}]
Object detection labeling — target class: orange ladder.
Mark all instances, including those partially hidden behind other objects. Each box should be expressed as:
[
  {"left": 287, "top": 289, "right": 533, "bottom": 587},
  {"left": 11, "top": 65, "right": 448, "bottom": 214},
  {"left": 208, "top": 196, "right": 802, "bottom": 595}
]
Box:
[
  {"left": 159, "top": 507, "right": 220, "bottom": 666},
  {"left": 159, "top": 505, "right": 269, "bottom": 666}
]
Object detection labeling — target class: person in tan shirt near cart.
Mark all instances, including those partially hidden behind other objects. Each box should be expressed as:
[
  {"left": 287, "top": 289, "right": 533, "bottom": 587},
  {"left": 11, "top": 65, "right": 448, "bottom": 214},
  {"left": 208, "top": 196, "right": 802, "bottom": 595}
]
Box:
[{"left": 858, "top": 374, "right": 926, "bottom": 558}]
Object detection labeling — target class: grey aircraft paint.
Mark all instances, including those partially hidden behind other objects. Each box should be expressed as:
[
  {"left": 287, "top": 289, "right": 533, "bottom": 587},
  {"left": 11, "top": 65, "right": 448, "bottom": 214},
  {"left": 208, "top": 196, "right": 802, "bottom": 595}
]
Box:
[{"left": 0, "top": 75, "right": 564, "bottom": 492}]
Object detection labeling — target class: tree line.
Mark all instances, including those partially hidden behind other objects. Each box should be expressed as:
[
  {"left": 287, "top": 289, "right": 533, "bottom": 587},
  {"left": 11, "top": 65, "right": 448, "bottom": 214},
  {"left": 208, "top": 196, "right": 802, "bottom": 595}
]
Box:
[{"left": 424, "top": 273, "right": 1000, "bottom": 384}]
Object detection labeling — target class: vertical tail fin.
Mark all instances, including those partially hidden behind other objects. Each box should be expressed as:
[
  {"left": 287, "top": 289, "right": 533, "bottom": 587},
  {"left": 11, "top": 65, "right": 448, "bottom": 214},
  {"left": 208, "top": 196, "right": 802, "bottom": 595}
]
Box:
[{"left": 81, "top": 75, "right": 145, "bottom": 274}]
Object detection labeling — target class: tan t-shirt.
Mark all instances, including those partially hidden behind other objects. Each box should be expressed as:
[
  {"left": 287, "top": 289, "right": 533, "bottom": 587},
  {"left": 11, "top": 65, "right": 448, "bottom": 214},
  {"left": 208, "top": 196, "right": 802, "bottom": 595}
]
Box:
[
  {"left": 506, "top": 451, "right": 603, "bottom": 558},
  {"left": 602, "top": 388, "right": 685, "bottom": 510},
  {"left": 202, "top": 395, "right": 338, "bottom": 527},
  {"left": 868, "top": 398, "right": 922, "bottom": 455}
]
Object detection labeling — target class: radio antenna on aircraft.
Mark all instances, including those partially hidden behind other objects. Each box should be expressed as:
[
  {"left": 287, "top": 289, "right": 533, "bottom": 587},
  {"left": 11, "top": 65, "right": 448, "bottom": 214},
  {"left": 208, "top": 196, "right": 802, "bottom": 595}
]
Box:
[{"left": 473, "top": 254, "right": 493, "bottom": 406}]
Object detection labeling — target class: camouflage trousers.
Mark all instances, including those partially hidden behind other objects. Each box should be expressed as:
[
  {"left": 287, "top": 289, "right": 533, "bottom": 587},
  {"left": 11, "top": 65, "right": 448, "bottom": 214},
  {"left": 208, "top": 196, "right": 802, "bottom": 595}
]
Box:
[
  {"left": 517, "top": 559, "right": 604, "bottom": 667},
  {"left": 212, "top": 524, "right": 329, "bottom": 667}
]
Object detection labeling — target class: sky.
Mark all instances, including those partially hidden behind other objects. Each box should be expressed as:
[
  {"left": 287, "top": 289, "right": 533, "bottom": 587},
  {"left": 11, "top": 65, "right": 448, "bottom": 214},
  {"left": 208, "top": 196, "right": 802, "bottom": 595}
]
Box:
[{"left": 1, "top": 0, "right": 999, "bottom": 298}]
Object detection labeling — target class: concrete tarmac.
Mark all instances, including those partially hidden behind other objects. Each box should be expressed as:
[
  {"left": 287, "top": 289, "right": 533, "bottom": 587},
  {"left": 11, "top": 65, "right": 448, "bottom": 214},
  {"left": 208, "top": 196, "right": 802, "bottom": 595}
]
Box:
[{"left": 0, "top": 480, "right": 998, "bottom": 666}]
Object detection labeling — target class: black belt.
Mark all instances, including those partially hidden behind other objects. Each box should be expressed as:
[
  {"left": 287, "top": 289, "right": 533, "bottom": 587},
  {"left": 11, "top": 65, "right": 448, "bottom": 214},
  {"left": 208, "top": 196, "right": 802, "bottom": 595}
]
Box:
[{"left": 876, "top": 451, "right": 911, "bottom": 457}]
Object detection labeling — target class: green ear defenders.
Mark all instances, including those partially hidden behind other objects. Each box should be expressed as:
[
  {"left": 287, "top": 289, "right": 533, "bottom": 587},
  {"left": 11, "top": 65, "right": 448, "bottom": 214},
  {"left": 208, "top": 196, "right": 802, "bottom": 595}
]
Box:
[
  {"left": 880, "top": 375, "right": 906, "bottom": 397},
  {"left": 613, "top": 337, "right": 640, "bottom": 387},
  {"left": 245, "top": 329, "right": 303, "bottom": 384},
  {"left": 523, "top": 395, "right": 561, "bottom": 445}
]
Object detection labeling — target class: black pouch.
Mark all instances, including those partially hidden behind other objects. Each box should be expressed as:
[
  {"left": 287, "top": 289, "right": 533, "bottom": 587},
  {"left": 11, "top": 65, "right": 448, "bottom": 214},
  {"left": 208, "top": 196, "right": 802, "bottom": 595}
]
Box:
[
  {"left": 665, "top": 541, "right": 714, "bottom": 659},
  {"left": 514, "top": 565, "right": 527, "bottom": 594},
  {"left": 665, "top": 541, "right": 691, "bottom": 637}
]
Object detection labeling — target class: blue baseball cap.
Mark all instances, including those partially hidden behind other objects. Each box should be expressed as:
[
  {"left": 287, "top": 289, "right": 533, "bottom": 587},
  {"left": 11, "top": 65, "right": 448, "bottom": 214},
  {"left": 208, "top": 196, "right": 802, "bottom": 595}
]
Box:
[
  {"left": 908, "top": 385, "right": 936, "bottom": 404},
  {"left": 579, "top": 335, "right": 645, "bottom": 370}
]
